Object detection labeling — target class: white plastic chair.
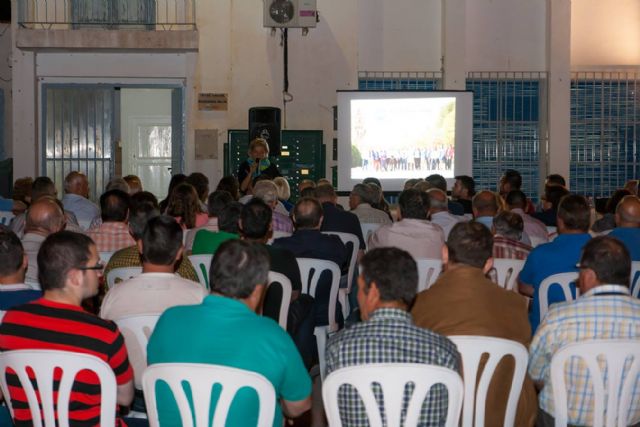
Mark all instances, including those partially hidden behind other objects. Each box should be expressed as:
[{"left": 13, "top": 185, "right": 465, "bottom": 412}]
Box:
[
  {"left": 491, "top": 258, "right": 526, "bottom": 291},
  {"left": 539, "top": 272, "right": 579, "bottom": 322},
  {"left": 114, "top": 314, "right": 160, "bottom": 390},
  {"left": 268, "top": 230, "right": 292, "bottom": 244},
  {"left": 0, "top": 349, "right": 117, "bottom": 427},
  {"left": 322, "top": 363, "right": 464, "bottom": 427},
  {"left": 142, "top": 363, "right": 276, "bottom": 427},
  {"left": 322, "top": 231, "right": 360, "bottom": 319},
  {"left": 415, "top": 258, "right": 443, "bottom": 292},
  {"left": 550, "top": 339, "right": 640, "bottom": 427},
  {"left": 296, "top": 258, "right": 341, "bottom": 379},
  {"left": 361, "top": 223, "right": 382, "bottom": 251},
  {"left": 188, "top": 254, "right": 213, "bottom": 289},
  {"left": 630, "top": 261, "right": 640, "bottom": 298},
  {"left": 99, "top": 251, "right": 115, "bottom": 264},
  {"left": 449, "top": 336, "right": 529, "bottom": 427},
  {"left": 106, "top": 266, "right": 142, "bottom": 289},
  {"left": 267, "top": 271, "right": 292, "bottom": 329},
  {"left": 0, "top": 211, "right": 14, "bottom": 226}
]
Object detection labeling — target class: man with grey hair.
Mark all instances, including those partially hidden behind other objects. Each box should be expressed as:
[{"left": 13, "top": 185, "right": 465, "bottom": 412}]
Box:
[
  {"left": 253, "top": 180, "right": 293, "bottom": 233},
  {"left": 348, "top": 183, "right": 391, "bottom": 225},
  {"left": 428, "top": 188, "right": 463, "bottom": 239},
  {"left": 62, "top": 171, "right": 100, "bottom": 230},
  {"left": 492, "top": 211, "right": 532, "bottom": 260}
]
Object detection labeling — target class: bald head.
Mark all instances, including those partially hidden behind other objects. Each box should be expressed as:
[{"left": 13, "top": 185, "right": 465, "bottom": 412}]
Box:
[
  {"left": 293, "top": 197, "right": 323, "bottom": 230},
  {"left": 472, "top": 191, "right": 499, "bottom": 217},
  {"left": 427, "top": 188, "right": 448, "bottom": 213},
  {"left": 64, "top": 171, "right": 89, "bottom": 197},
  {"left": 616, "top": 195, "right": 640, "bottom": 227},
  {"left": 26, "top": 197, "right": 65, "bottom": 235}
]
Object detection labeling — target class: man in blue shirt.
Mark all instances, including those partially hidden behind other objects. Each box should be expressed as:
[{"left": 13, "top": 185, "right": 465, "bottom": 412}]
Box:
[
  {"left": 518, "top": 194, "right": 592, "bottom": 333},
  {"left": 0, "top": 228, "right": 41, "bottom": 310},
  {"left": 147, "top": 239, "right": 312, "bottom": 427},
  {"left": 609, "top": 195, "right": 640, "bottom": 261}
]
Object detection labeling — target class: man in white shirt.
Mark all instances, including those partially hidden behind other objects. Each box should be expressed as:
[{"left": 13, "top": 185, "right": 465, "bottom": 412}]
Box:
[
  {"left": 61, "top": 171, "right": 99, "bottom": 230},
  {"left": 427, "top": 188, "right": 463, "bottom": 239}
]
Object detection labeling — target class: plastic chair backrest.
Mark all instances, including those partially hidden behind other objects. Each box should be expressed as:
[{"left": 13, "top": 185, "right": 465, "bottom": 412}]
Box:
[
  {"left": 361, "top": 223, "right": 382, "bottom": 251},
  {"left": 99, "top": 251, "right": 115, "bottom": 264},
  {"left": 550, "top": 339, "right": 640, "bottom": 427},
  {"left": 449, "top": 336, "right": 529, "bottom": 427},
  {"left": 630, "top": 261, "right": 640, "bottom": 298},
  {"left": 415, "top": 258, "right": 443, "bottom": 292},
  {"left": 539, "top": 272, "right": 579, "bottom": 321},
  {"left": 114, "top": 314, "right": 160, "bottom": 389},
  {"left": 491, "top": 258, "right": 526, "bottom": 291},
  {"left": 0, "top": 211, "right": 14, "bottom": 226},
  {"left": 322, "top": 363, "right": 463, "bottom": 427},
  {"left": 0, "top": 349, "right": 117, "bottom": 427},
  {"left": 322, "top": 231, "right": 359, "bottom": 293},
  {"left": 142, "top": 363, "right": 276, "bottom": 427},
  {"left": 106, "top": 266, "right": 142, "bottom": 289},
  {"left": 267, "top": 271, "right": 292, "bottom": 329},
  {"left": 268, "top": 230, "right": 292, "bottom": 244},
  {"left": 188, "top": 254, "right": 213, "bottom": 290}
]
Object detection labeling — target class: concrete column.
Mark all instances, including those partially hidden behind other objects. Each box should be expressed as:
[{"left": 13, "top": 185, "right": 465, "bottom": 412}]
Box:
[
  {"left": 546, "top": 0, "right": 571, "bottom": 182},
  {"left": 441, "top": 0, "right": 466, "bottom": 90},
  {"left": 11, "top": 47, "right": 37, "bottom": 178}
]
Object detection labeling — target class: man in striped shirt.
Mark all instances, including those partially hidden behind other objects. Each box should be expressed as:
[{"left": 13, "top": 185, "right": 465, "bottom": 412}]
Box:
[{"left": 0, "top": 231, "right": 134, "bottom": 427}]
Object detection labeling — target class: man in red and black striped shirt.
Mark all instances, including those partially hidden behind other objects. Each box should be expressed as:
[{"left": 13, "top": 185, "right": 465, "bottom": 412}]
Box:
[{"left": 0, "top": 231, "right": 134, "bottom": 427}]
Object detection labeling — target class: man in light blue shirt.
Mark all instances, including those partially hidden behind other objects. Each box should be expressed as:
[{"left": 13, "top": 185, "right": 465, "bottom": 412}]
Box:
[
  {"left": 61, "top": 171, "right": 99, "bottom": 230},
  {"left": 472, "top": 190, "right": 498, "bottom": 230},
  {"left": 147, "top": 239, "right": 312, "bottom": 426}
]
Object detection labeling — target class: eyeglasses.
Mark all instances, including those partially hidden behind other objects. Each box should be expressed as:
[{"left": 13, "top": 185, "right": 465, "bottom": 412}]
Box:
[{"left": 78, "top": 263, "right": 105, "bottom": 271}]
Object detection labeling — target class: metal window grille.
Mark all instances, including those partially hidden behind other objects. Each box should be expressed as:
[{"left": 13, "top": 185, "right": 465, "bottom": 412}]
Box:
[
  {"left": 466, "top": 72, "right": 547, "bottom": 201},
  {"left": 357, "top": 71, "right": 441, "bottom": 91},
  {"left": 570, "top": 71, "right": 640, "bottom": 198}
]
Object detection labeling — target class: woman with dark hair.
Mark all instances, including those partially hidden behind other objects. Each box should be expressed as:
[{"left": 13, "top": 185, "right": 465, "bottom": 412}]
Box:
[
  {"left": 159, "top": 174, "right": 187, "bottom": 213},
  {"left": 166, "top": 183, "right": 208, "bottom": 229},
  {"left": 216, "top": 176, "right": 240, "bottom": 201}
]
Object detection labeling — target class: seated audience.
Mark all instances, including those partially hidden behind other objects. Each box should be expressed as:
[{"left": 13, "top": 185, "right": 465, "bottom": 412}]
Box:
[
  {"left": 506, "top": 190, "right": 548, "bottom": 246},
  {"left": 348, "top": 183, "right": 391, "bottom": 225},
  {"left": 369, "top": 188, "right": 445, "bottom": 260},
  {"left": 412, "top": 221, "right": 536, "bottom": 427},
  {"left": 492, "top": 211, "right": 532, "bottom": 260},
  {"left": 326, "top": 247, "right": 460, "bottom": 425},
  {"left": 473, "top": 190, "right": 500, "bottom": 230},
  {"left": 609, "top": 195, "right": 640, "bottom": 260},
  {"left": 545, "top": 173, "right": 566, "bottom": 188},
  {"left": 425, "top": 173, "right": 464, "bottom": 215},
  {"left": 147, "top": 240, "right": 311, "bottom": 426},
  {"left": 592, "top": 188, "right": 631, "bottom": 233},
  {"left": 428, "top": 188, "right": 463, "bottom": 239},
  {"left": 184, "top": 190, "right": 233, "bottom": 251},
  {"left": 533, "top": 184, "right": 569, "bottom": 227},
  {"left": 86, "top": 189, "right": 135, "bottom": 252},
  {"left": 166, "top": 182, "right": 208, "bottom": 229},
  {"left": 274, "top": 176, "right": 294, "bottom": 212},
  {"left": 452, "top": 175, "right": 475, "bottom": 214},
  {"left": 159, "top": 173, "right": 187, "bottom": 213},
  {"left": 253, "top": 180, "right": 293, "bottom": 234},
  {"left": 298, "top": 179, "right": 316, "bottom": 194},
  {"left": 105, "top": 177, "right": 130, "bottom": 194},
  {"left": 123, "top": 175, "right": 143, "bottom": 195},
  {"left": 216, "top": 175, "right": 241, "bottom": 201},
  {"left": 191, "top": 202, "right": 242, "bottom": 255},
  {"left": 104, "top": 203, "right": 199, "bottom": 282},
  {"left": 363, "top": 178, "right": 392, "bottom": 219},
  {"left": 499, "top": 169, "right": 535, "bottom": 214},
  {"left": 529, "top": 236, "right": 640, "bottom": 427},
  {"left": 186, "top": 172, "right": 210, "bottom": 211},
  {"left": 22, "top": 197, "right": 66, "bottom": 288},
  {"left": 61, "top": 171, "right": 100, "bottom": 229},
  {"left": 519, "top": 194, "right": 592, "bottom": 333},
  {"left": 0, "top": 229, "right": 41, "bottom": 310},
  {"left": 317, "top": 184, "right": 365, "bottom": 258},
  {"left": 0, "top": 231, "right": 134, "bottom": 426}
]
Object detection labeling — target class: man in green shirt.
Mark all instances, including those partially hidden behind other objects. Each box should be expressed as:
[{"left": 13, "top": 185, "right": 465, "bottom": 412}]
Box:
[
  {"left": 147, "top": 239, "right": 312, "bottom": 426},
  {"left": 190, "top": 202, "right": 241, "bottom": 255}
]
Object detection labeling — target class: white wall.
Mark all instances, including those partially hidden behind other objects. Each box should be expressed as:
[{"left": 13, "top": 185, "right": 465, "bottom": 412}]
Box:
[
  {"left": 0, "top": 23, "right": 11, "bottom": 159},
  {"left": 571, "top": 0, "right": 640, "bottom": 67}
]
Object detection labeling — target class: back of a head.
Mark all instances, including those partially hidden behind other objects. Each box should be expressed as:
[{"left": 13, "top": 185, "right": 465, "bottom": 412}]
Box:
[
  {"left": 360, "top": 247, "right": 418, "bottom": 306},
  {"left": 502, "top": 169, "right": 522, "bottom": 190},
  {"left": 218, "top": 202, "right": 243, "bottom": 234},
  {"left": 616, "top": 195, "right": 640, "bottom": 226},
  {"left": 63, "top": 171, "right": 84, "bottom": 193},
  {"left": 100, "top": 189, "right": 130, "bottom": 223},
  {"left": 455, "top": 175, "right": 476, "bottom": 196},
  {"left": 186, "top": 172, "right": 210, "bottom": 202},
  {"left": 13, "top": 177, "right": 33, "bottom": 204},
  {"left": 493, "top": 211, "right": 524, "bottom": 240},
  {"left": 351, "top": 184, "right": 371, "bottom": 205},
  {"left": 141, "top": 215, "right": 183, "bottom": 266},
  {"left": 167, "top": 183, "right": 201, "bottom": 228},
  {"left": 31, "top": 176, "right": 56, "bottom": 201},
  {"left": 252, "top": 180, "right": 279, "bottom": 205},
  {"left": 427, "top": 188, "right": 448, "bottom": 212},
  {"left": 293, "top": 197, "right": 323, "bottom": 229},
  {"left": 472, "top": 191, "right": 499, "bottom": 216},
  {"left": 105, "top": 177, "right": 130, "bottom": 194},
  {"left": 0, "top": 230, "right": 25, "bottom": 278},
  {"left": 544, "top": 184, "right": 570, "bottom": 210},
  {"left": 129, "top": 204, "right": 161, "bottom": 240},
  {"left": 26, "top": 198, "right": 65, "bottom": 233},
  {"left": 38, "top": 231, "right": 93, "bottom": 291},
  {"left": 130, "top": 191, "right": 159, "bottom": 211},
  {"left": 298, "top": 179, "right": 316, "bottom": 192},
  {"left": 505, "top": 190, "right": 527, "bottom": 209},
  {"left": 210, "top": 240, "right": 269, "bottom": 299},
  {"left": 315, "top": 184, "right": 337, "bottom": 202},
  {"left": 447, "top": 222, "right": 493, "bottom": 268},
  {"left": 363, "top": 177, "right": 382, "bottom": 190},
  {"left": 240, "top": 198, "right": 272, "bottom": 239},
  {"left": 123, "top": 175, "right": 143, "bottom": 194},
  {"left": 425, "top": 174, "right": 447, "bottom": 192},
  {"left": 557, "top": 194, "right": 590, "bottom": 232},
  {"left": 546, "top": 174, "right": 566, "bottom": 187},
  {"left": 273, "top": 177, "right": 291, "bottom": 201},
  {"left": 398, "top": 188, "right": 429, "bottom": 220},
  {"left": 404, "top": 179, "right": 420, "bottom": 191},
  {"left": 580, "top": 236, "right": 630, "bottom": 286},
  {"left": 605, "top": 189, "right": 631, "bottom": 214},
  {"left": 207, "top": 190, "right": 233, "bottom": 217},
  {"left": 299, "top": 187, "right": 317, "bottom": 199},
  {"left": 216, "top": 176, "right": 240, "bottom": 201},
  {"left": 412, "top": 181, "right": 432, "bottom": 193}
]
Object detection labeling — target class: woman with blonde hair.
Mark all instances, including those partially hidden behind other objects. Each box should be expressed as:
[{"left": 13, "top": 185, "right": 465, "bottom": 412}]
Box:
[
  {"left": 237, "top": 138, "right": 281, "bottom": 195},
  {"left": 273, "top": 176, "right": 293, "bottom": 212}
]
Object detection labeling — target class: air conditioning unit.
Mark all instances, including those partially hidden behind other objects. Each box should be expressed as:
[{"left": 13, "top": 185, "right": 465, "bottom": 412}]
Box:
[{"left": 263, "top": 0, "right": 317, "bottom": 28}]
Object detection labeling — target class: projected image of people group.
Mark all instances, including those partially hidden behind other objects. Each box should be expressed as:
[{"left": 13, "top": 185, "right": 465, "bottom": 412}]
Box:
[{"left": 350, "top": 97, "right": 456, "bottom": 180}]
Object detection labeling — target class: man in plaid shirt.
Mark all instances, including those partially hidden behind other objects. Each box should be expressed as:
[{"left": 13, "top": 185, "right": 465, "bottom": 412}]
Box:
[
  {"left": 325, "top": 247, "right": 460, "bottom": 426},
  {"left": 86, "top": 189, "right": 135, "bottom": 252},
  {"left": 529, "top": 236, "right": 640, "bottom": 426}
]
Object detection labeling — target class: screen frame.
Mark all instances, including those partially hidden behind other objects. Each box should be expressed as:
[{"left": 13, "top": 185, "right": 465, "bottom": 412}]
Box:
[{"left": 336, "top": 90, "right": 473, "bottom": 193}]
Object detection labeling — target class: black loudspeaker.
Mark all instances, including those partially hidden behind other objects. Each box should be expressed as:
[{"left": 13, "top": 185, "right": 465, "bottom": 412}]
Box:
[{"left": 249, "top": 107, "right": 281, "bottom": 156}]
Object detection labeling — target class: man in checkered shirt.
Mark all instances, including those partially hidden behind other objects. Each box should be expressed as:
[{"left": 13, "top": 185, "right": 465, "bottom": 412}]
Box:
[
  {"left": 325, "top": 247, "right": 460, "bottom": 426},
  {"left": 529, "top": 236, "right": 640, "bottom": 427}
]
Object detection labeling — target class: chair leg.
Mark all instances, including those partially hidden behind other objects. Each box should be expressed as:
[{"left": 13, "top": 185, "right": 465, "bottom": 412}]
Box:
[
  {"left": 314, "top": 327, "right": 328, "bottom": 381},
  {"left": 338, "top": 290, "right": 349, "bottom": 321}
]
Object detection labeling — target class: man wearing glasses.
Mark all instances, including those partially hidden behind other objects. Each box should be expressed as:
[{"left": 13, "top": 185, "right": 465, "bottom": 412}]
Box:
[{"left": 0, "top": 231, "right": 135, "bottom": 427}]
